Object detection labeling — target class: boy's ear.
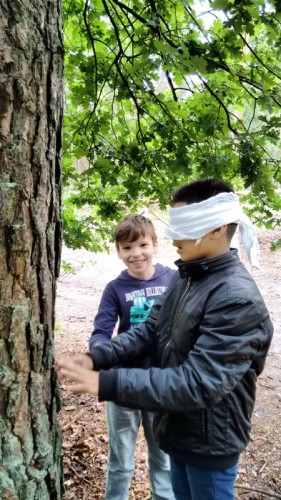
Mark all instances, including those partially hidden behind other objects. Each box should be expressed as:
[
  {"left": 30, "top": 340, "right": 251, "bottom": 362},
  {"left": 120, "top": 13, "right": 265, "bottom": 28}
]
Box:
[
  {"left": 210, "top": 225, "right": 227, "bottom": 240},
  {"left": 153, "top": 241, "right": 158, "bottom": 253}
]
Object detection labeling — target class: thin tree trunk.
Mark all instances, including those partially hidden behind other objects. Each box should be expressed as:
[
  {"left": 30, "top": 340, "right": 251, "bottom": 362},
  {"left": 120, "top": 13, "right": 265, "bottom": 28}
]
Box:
[{"left": 0, "top": 1, "right": 64, "bottom": 498}]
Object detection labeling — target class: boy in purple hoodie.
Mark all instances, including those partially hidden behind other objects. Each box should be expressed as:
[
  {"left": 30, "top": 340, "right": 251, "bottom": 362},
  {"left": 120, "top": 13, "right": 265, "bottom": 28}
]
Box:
[{"left": 89, "top": 214, "right": 175, "bottom": 500}]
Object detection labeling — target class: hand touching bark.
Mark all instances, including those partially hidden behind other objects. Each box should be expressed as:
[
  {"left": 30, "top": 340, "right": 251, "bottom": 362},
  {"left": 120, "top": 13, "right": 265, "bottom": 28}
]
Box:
[
  {"left": 55, "top": 357, "right": 99, "bottom": 395},
  {"left": 70, "top": 353, "right": 94, "bottom": 370}
]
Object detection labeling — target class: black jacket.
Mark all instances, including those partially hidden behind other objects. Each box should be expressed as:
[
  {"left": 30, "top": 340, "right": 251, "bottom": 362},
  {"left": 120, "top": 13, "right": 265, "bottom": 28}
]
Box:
[{"left": 91, "top": 250, "right": 273, "bottom": 469}]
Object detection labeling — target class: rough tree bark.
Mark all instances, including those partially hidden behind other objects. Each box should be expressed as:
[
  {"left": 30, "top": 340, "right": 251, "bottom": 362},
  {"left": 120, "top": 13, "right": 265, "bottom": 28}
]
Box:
[{"left": 0, "top": 1, "right": 64, "bottom": 498}]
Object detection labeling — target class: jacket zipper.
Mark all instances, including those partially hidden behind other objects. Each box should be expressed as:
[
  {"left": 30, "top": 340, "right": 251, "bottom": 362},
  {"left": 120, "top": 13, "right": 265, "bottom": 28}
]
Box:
[{"left": 161, "top": 277, "right": 192, "bottom": 366}]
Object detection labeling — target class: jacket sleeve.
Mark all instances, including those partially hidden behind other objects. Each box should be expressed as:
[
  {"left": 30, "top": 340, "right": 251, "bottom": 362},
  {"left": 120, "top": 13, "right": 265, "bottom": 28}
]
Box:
[
  {"left": 98, "top": 294, "right": 273, "bottom": 412},
  {"left": 91, "top": 295, "right": 164, "bottom": 369},
  {"left": 89, "top": 283, "right": 120, "bottom": 352}
]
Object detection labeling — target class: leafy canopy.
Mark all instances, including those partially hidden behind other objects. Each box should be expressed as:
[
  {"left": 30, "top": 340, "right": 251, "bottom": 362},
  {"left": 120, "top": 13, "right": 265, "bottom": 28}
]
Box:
[{"left": 63, "top": 0, "right": 281, "bottom": 251}]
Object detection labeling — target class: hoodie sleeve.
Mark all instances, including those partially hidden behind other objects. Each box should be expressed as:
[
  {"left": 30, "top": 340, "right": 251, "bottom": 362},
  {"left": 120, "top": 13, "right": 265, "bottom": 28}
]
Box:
[{"left": 89, "top": 282, "right": 120, "bottom": 352}]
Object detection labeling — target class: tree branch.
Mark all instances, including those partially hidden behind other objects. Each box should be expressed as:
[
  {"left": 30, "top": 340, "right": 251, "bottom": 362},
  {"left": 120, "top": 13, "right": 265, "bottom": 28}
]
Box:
[
  {"left": 111, "top": 0, "right": 178, "bottom": 48},
  {"left": 235, "top": 483, "right": 281, "bottom": 499},
  {"left": 165, "top": 71, "right": 178, "bottom": 101},
  {"left": 239, "top": 33, "right": 281, "bottom": 81},
  {"left": 201, "top": 78, "right": 239, "bottom": 135}
]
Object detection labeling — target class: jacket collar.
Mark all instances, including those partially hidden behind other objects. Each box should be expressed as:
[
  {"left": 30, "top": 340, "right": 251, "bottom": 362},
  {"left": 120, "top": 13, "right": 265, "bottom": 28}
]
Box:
[{"left": 175, "top": 249, "right": 239, "bottom": 280}]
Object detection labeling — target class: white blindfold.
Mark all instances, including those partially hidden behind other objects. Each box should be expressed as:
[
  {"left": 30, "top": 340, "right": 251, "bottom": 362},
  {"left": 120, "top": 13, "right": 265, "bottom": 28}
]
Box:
[{"left": 165, "top": 192, "right": 260, "bottom": 268}]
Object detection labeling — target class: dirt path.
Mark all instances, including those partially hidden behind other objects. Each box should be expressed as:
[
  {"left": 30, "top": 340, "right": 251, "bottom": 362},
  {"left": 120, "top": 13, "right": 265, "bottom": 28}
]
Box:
[{"left": 55, "top": 221, "right": 281, "bottom": 499}]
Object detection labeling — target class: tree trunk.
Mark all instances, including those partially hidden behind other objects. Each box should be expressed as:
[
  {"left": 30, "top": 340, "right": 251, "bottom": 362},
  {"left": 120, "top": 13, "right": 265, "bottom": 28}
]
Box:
[{"left": 0, "top": 1, "right": 64, "bottom": 498}]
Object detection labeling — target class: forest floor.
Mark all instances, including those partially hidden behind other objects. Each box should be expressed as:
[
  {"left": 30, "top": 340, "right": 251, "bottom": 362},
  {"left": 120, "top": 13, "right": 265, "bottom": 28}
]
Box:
[{"left": 54, "top": 215, "right": 281, "bottom": 500}]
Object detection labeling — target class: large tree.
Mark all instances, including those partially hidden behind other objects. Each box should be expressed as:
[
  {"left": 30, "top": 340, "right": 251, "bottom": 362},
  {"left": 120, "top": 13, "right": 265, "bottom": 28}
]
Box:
[
  {"left": 63, "top": 0, "right": 281, "bottom": 251},
  {"left": 0, "top": 1, "right": 64, "bottom": 498}
]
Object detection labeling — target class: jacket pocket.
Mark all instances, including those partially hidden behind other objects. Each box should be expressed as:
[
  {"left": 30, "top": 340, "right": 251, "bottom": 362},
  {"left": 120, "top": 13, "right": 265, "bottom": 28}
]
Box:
[{"left": 155, "top": 409, "right": 214, "bottom": 451}]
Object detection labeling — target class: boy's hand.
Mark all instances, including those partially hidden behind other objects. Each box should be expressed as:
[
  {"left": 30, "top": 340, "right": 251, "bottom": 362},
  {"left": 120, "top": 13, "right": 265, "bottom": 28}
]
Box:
[
  {"left": 71, "top": 353, "right": 94, "bottom": 370},
  {"left": 55, "top": 357, "right": 99, "bottom": 396}
]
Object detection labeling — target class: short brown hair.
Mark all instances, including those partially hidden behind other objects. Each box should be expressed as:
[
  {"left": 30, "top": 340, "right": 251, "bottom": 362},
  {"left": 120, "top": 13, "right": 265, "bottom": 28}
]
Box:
[{"left": 114, "top": 214, "right": 157, "bottom": 247}]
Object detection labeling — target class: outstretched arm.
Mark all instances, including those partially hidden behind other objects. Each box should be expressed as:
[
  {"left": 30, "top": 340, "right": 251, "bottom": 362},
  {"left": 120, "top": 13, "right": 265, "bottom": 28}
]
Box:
[
  {"left": 55, "top": 296, "right": 164, "bottom": 390},
  {"left": 56, "top": 295, "right": 272, "bottom": 415}
]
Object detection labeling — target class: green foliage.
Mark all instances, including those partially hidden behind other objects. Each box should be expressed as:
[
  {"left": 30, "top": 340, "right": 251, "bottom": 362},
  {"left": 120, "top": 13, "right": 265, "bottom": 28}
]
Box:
[
  {"left": 60, "top": 261, "right": 76, "bottom": 275},
  {"left": 63, "top": 0, "right": 281, "bottom": 250},
  {"left": 271, "top": 238, "right": 281, "bottom": 250}
]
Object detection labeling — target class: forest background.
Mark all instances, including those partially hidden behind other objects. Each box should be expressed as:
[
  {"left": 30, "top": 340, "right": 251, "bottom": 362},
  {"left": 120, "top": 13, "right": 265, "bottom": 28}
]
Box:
[{"left": 1, "top": 1, "right": 281, "bottom": 498}]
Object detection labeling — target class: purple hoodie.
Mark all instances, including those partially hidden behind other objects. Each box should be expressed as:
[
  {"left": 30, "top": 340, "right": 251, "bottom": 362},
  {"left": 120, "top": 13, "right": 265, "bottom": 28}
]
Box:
[{"left": 89, "top": 263, "right": 175, "bottom": 367}]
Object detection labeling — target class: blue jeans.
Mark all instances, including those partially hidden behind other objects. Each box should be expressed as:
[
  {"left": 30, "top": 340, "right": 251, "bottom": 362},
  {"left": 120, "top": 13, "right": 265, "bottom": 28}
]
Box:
[
  {"left": 105, "top": 402, "right": 174, "bottom": 500},
  {"left": 170, "top": 457, "right": 238, "bottom": 500}
]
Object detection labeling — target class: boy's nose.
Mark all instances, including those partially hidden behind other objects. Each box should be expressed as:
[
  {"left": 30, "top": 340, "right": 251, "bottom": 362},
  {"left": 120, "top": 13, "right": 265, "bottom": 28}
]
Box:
[{"left": 132, "top": 247, "right": 141, "bottom": 256}]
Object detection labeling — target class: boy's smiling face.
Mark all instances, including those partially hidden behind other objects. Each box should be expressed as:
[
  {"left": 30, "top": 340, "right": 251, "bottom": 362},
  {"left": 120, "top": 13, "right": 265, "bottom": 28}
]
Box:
[{"left": 117, "top": 235, "right": 157, "bottom": 279}]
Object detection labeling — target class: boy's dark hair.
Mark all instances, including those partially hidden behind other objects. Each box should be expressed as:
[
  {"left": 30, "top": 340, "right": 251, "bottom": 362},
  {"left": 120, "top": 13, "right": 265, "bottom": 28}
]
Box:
[
  {"left": 172, "top": 178, "right": 234, "bottom": 205},
  {"left": 172, "top": 178, "right": 237, "bottom": 240},
  {"left": 115, "top": 214, "right": 157, "bottom": 247}
]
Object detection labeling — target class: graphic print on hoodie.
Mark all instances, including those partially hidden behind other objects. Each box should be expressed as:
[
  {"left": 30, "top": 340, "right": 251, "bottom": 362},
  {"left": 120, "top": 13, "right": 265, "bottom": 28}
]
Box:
[
  {"left": 89, "top": 263, "right": 176, "bottom": 368},
  {"left": 129, "top": 297, "right": 156, "bottom": 325}
]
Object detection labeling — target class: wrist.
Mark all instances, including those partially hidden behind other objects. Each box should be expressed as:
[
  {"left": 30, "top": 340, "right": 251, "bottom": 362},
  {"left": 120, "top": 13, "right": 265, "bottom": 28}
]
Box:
[{"left": 85, "top": 352, "right": 94, "bottom": 369}]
